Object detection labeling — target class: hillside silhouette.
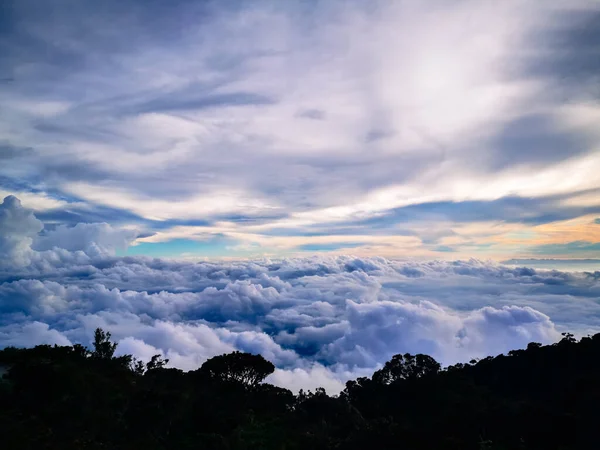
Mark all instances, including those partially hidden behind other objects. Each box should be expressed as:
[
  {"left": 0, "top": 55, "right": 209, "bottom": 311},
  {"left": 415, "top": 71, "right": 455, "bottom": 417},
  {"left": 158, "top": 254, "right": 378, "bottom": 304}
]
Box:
[{"left": 1, "top": 329, "right": 599, "bottom": 449}]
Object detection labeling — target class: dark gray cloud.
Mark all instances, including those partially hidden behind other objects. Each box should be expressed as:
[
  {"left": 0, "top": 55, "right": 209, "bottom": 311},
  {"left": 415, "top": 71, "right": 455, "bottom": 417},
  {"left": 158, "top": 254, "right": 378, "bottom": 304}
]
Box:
[
  {"left": 488, "top": 113, "right": 594, "bottom": 170},
  {"left": 296, "top": 109, "right": 326, "bottom": 120},
  {"left": 134, "top": 92, "right": 275, "bottom": 114},
  {"left": 0, "top": 143, "right": 33, "bottom": 160},
  {"left": 340, "top": 191, "right": 600, "bottom": 234},
  {"left": 526, "top": 7, "right": 600, "bottom": 99}
]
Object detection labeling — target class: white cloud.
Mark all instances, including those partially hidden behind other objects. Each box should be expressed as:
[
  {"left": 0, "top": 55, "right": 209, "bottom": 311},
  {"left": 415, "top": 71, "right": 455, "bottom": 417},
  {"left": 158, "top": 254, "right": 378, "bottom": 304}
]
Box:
[
  {"left": 0, "top": 190, "right": 70, "bottom": 211},
  {"left": 34, "top": 222, "right": 138, "bottom": 257},
  {"left": 0, "top": 195, "right": 43, "bottom": 268},
  {"left": 268, "top": 365, "right": 346, "bottom": 394},
  {"left": 0, "top": 322, "right": 72, "bottom": 348},
  {"left": 319, "top": 300, "right": 559, "bottom": 368},
  {"left": 62, "top": 182, "right": 280, "bottom": 221}
]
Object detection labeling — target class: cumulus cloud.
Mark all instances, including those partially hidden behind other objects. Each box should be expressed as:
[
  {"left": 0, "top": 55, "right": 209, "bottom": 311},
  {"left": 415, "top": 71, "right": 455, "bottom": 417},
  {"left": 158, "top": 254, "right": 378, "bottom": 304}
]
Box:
[
  {"left": 317, "top": 300, "right": 559, "bottom": 368},
  {"left": 34, "top": 222, "right": 138, "bottom": 257},
  {"left": 0, "top": 322, "right": 72, "bottom": 348},
  {"left": 0, "top": 195, "right": 43, "bottom": 268},
  {"left": 0, "top": 195, "right": 138, "bottom": 275}
]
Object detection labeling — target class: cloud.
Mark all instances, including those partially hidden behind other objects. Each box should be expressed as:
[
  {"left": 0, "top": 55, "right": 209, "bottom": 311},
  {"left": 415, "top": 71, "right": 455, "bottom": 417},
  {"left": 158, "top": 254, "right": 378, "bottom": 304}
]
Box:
[
  {"left": 60, "top": 182, "right": 280, "bottom": 222},
  {"left": 34, "top": 222, "right": 138, "bottom": 257},
  {"left": 1, "top": 1, "right": 599, "bottom": 260},
  {"left": 268, "top": 365, "right": 346, "bottom": 394},
  {"left": 0, "top": 195, "right": 43, "bottom": 267},
  {"left": 504, "top": 258, "right": 600, "bottom": 272},
  {"left": 0, "top": 189, "right": 70, "bottom": 211},
  {"left": 529, "top": 241, "right": 600, "bottom": 255},
  {"left": 318, "top": 300, "right": 558, "bottom": 368},
  {"left": 0, "top": 322, "right": 72, "bottom": 348}
]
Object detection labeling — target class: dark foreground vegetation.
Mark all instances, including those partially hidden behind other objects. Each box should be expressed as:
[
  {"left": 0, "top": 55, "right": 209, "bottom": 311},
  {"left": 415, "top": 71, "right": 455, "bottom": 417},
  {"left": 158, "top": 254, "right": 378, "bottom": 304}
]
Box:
[{"left": 1, "top": 330, "right": 599, "bottom": 449}]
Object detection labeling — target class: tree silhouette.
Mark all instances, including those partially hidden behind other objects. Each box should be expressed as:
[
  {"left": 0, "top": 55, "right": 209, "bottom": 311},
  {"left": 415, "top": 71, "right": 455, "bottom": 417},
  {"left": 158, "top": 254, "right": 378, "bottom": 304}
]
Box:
[
  {"left": 2, "top": 332, "right": 600, "bottom": 449},
  {"left": 146, "top": 354, "right": 169, "bottom": 371},
  {"left": 91, "top": 328, "right": 117, "bottom": 359},
  {"left": 372, "top": 353, "right": 440, "bottom": 384},
  {"left": 560, "top": 332, "right": 576, "bottom": 344},
  {"left": 72, "top": 343, "right": 90, "bottom": 358},
  {"left": 131, "top": 358, "right": 146, "bottom": 375},
  {"left": 199, "top": 351, "right": 275, "bottom": 386}
]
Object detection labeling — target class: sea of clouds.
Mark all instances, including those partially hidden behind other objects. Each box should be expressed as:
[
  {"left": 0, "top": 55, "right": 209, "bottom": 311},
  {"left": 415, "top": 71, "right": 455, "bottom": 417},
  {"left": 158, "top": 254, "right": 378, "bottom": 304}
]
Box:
[{"left": 2, "top": 195, "right": 600, "bottom": 392}]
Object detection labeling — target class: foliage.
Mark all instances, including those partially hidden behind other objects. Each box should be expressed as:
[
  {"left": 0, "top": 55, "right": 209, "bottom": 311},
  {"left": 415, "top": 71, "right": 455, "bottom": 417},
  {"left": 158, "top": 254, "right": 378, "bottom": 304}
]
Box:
[
  {"left": 92, "top": 328, "right": 117, "bottom": 359},
  {"left": 146, "top": 354, "right": 169, "bottom": 372},
  {"left": 198, "top": 351, "right": 275, "bottom": 386},
  {"left": 1, "top": 330, "right": 600, "bottom": 449},
  {"left": 372, "top": 352, "right": 441, "bottom": 384}
]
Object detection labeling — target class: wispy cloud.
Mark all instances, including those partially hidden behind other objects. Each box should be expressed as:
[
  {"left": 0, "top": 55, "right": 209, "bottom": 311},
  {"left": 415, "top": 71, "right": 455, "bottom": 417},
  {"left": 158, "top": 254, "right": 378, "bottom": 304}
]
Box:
[{"left": 1, "top": 0, "right": 599, "bottom": 258}]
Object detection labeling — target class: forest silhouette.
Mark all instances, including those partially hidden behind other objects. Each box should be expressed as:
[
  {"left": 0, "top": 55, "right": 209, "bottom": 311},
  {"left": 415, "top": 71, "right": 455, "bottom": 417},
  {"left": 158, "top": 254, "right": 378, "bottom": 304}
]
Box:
[{"left": 1, "top": 329, "right": 598, "bottom": 449}]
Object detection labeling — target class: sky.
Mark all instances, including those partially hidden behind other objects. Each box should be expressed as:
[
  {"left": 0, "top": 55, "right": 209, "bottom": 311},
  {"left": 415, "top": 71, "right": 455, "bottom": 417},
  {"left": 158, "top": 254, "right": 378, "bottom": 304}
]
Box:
[
  {"left": 1, "top": 0, "right": 599, "bottom": 260},
  {"left": 1, "top": 0, "right": 600, "bottom": 392}
]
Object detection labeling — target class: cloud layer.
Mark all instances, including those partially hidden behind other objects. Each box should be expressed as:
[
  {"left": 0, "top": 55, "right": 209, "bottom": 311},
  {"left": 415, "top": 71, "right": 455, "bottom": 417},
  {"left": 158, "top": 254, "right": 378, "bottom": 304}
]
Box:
[
  {"left": 1, "top": 0, "right": 599, "bottom": 259},
  {"left": 2, "top": 196, "right": 600, "bottom": 392}
]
